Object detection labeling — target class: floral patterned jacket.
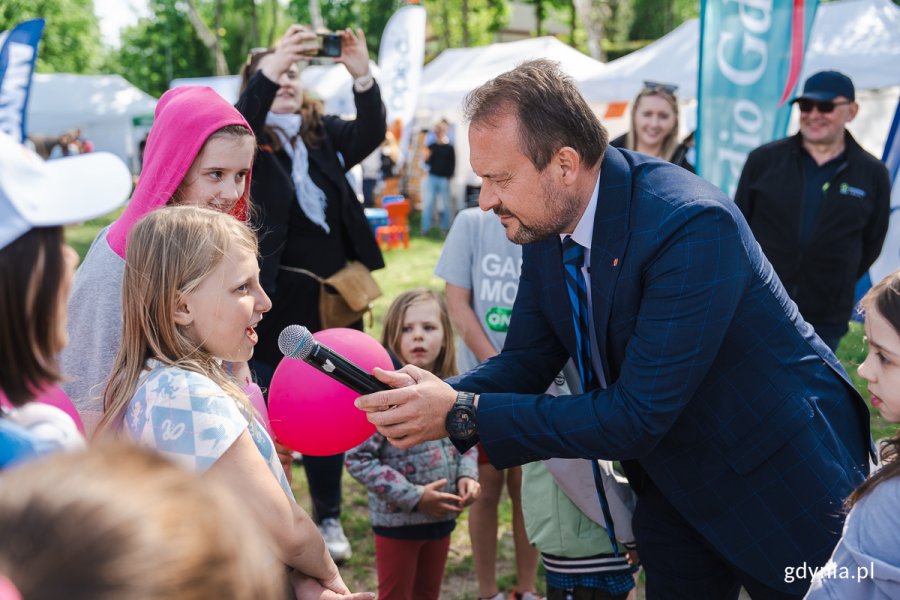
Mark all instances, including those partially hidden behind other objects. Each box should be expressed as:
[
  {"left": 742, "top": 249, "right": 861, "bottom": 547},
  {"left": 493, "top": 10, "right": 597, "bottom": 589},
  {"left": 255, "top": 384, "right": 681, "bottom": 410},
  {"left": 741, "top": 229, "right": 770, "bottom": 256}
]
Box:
[{"left": 345, "top": 432, "right": 478, "bottom": 528}]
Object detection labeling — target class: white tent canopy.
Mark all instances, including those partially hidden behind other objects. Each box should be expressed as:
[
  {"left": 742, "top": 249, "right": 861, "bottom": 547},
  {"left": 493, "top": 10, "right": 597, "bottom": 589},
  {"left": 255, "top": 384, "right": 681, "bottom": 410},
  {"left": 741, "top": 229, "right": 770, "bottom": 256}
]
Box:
[
  {"left": 418, "top": 36, "right": 607, "bottom": 116},
  {"left": 579, "top": 0, "right": 900, "bottom": 103},
  {"left": 26, "top": 74, "right": 158, "bottom": 169}
]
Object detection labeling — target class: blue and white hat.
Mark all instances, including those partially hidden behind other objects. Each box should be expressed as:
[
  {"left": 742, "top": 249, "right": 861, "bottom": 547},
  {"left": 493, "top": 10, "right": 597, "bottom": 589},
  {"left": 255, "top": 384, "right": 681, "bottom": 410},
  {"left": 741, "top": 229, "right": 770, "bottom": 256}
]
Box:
[{"left": 0, "top": 131, "right": 132, "bottom": 250}]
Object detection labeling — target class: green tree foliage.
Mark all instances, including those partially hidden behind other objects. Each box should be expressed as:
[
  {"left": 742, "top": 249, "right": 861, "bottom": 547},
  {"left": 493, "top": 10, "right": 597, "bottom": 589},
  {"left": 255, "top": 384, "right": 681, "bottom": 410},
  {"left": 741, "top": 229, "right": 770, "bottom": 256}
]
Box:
[
  {"left": 521, "top": 0, "right": 572, "bottom": 37},
  {"left": 286, "top": 0, "right": 408, "bottom": 58},
  {"left": 110, "top": 0, "right": 291, "bottom": 97},
  {"left": 629, "top": 0, "right": 698, "bottom": 41},
  {"left": 284, "top": 0, "right": 507, "bottom": 62},
  {"left": 423, "top": 0, "right": 508, "bottom": 57},
  {"left": 110, "top": 0, "right": 212, "bottom": 97},
  {"left": 605, "top": 0, "right": 633, "bottom": 43},
  {"left": 0, "top": 0, "right": 104, "bottom": 73}
]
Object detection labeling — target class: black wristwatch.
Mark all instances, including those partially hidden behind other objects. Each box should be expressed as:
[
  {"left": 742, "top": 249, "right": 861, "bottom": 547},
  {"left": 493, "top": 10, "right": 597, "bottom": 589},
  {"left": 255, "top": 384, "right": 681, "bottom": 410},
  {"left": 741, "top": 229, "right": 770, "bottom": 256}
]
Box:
[{"left": 445, "top": 391, "right": 478, "bottom": 441}]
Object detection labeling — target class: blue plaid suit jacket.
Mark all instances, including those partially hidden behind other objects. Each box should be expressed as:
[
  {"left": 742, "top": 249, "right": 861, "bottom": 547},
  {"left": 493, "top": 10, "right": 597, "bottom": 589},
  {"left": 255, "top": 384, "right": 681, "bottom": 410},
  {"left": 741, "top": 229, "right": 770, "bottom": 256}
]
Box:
[{"left": 453, "top": 146, "right": 872, "bottom": 593}]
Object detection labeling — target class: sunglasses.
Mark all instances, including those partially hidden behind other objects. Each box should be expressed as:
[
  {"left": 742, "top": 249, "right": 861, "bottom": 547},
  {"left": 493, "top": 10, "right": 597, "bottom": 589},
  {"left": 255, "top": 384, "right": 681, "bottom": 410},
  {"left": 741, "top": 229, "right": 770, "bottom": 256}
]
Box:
[
  {"left": 794, "top": 98, "right": 852, "bottom": 114},
  {"left": 642, "top": 80, "right": 678, "bottom": 95}
]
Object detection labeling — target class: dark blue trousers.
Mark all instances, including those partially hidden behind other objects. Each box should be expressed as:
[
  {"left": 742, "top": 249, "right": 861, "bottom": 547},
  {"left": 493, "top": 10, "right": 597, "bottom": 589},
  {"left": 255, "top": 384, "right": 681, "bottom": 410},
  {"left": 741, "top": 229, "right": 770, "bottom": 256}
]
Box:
[{"left": 633, "top": 482, "right": 805, "bottom": 600}]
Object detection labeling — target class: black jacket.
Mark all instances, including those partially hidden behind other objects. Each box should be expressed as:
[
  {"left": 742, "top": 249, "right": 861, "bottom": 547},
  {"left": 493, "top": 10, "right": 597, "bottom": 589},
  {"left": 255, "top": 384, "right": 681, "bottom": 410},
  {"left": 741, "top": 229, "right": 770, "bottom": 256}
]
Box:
[
  {"left": 609, "top": 133, "right": 695, "bottom": 173},
  {"left": 735, "top": 131, "right": 890, "bottom": 327},
  {"left": 236, "top": 71, "right": 386, "bottom": 365}
]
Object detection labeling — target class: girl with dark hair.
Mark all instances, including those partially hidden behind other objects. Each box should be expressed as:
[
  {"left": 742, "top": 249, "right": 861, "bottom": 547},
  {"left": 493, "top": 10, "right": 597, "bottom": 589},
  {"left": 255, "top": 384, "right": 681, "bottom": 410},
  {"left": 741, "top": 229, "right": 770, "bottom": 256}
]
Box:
[
  {"left": 807, "top": 269, "right": 900, "bottom": 598},
  {"left": 0, "top": 132, "right": 130, "bottom": 466},
  {"left": 237, "top": 24, "right": 386, "bottom": 561}
]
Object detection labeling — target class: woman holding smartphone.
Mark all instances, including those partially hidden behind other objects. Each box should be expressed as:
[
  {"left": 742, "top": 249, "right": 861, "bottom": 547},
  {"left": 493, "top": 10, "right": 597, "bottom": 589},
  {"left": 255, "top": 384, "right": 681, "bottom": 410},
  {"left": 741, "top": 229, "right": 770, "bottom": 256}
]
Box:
[{"left": 236, "top": 25, "right": 386, "bottom": 563}]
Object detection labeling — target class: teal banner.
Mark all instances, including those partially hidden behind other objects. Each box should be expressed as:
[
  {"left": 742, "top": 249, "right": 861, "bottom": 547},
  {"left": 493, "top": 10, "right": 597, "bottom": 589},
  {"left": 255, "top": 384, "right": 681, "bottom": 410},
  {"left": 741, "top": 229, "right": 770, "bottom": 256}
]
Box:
[{"left": 697, "top": 0, "right": 818, "bottom": 196}]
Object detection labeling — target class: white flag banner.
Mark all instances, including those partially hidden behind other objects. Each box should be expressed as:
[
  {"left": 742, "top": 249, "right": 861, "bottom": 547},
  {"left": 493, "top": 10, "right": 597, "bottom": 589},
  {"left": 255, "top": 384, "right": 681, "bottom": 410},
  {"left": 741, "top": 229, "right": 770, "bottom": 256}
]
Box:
[{"left": 378, "top": 4, "right": 426, "bottom": 163}]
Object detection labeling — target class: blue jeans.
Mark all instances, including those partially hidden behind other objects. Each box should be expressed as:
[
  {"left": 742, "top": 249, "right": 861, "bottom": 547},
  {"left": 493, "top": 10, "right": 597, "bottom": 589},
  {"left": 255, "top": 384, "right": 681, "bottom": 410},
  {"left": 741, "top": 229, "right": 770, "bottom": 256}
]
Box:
[{"left": 420, "top": 174, "right": 452, "bottom": 233}]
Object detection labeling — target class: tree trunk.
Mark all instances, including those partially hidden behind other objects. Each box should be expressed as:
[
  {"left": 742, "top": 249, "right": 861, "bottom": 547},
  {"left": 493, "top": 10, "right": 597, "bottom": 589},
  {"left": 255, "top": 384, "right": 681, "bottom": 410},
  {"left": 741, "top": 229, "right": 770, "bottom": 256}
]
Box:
[
  {"left": 573, "top": 0, "right": 609, "bottom": 62},
  {"left": 214, "top": 0, "right": 223, "bottom": 70},
  {"left": 185, "top": 0, "right": 229, "bottom": 75},
  {"left": 462, "top": 0, "right": 470, "bottom": 47},
  {"left": 440, "top": 1, "right": 451, "bottom": 49},
  {"left": 535, "top": 0, "right": 544, "bottom": 36},
  {"left": 250, "top": 0, "right": 260, "bottom": 48},
  {"left": 569, "top": 0, "right": 577, "bottom": 46},
  {"left": 309, "top": 0, "right": 324, "bottom": 31},
  {"left": 268, "top": 0, "right": 278, "bottom": 47}
]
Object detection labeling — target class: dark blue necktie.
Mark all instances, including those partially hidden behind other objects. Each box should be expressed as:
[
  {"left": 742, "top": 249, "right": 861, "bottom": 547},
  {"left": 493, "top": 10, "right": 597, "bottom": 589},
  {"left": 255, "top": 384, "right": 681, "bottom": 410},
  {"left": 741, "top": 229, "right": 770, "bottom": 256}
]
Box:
[
  {"left": 562, "top": 236, "right": 595, "bottom": 391},
  {"left": 561, "top": 235, "right": 621, "bottom": 556}
]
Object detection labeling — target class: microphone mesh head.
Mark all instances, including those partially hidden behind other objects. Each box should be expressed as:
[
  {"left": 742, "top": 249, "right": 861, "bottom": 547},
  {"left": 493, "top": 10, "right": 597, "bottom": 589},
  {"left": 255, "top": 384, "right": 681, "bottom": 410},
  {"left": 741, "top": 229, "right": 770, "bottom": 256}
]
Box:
[{"left": 278, "top": 325, "right": 314, "bottom": 359}]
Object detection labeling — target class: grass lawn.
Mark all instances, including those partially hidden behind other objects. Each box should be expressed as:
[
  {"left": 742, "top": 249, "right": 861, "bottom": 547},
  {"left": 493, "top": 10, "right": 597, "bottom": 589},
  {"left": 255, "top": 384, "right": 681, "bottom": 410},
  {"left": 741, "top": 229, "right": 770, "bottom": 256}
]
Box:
[{"left": 66, "top": 214, "right": 894, "bottom": 599}]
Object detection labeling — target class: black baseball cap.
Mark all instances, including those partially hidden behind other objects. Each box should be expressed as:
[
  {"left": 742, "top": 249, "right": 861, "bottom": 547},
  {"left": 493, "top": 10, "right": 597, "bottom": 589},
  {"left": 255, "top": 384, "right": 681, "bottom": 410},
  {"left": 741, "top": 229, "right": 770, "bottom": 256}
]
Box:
[{"left": 794, "top": 70, "right": 855, "bottom": 103}]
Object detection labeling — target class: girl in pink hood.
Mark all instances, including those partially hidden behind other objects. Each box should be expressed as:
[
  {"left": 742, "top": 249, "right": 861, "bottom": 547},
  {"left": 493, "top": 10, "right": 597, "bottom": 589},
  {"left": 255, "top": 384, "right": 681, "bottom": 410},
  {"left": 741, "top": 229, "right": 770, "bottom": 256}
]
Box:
[{"left": 61, "top": 86, "right": 256, "bottom": 434}]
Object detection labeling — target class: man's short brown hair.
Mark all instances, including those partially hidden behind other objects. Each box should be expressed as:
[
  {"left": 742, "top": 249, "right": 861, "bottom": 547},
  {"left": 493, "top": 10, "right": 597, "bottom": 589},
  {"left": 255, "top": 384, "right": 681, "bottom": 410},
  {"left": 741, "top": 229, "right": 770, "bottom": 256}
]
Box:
[{"left": 463, "top": 58, "right": 608, "bottom": 171}]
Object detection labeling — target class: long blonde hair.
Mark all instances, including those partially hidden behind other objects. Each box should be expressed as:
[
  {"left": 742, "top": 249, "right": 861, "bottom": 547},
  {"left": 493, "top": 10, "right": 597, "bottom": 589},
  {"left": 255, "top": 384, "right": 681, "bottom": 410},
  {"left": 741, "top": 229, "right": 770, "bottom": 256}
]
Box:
[
  {"left": 97, "top": 207, "right": 258, "bottom": 435},
  {"left": 382, "top": 289, "right": 457, "bottom": 379},
  {"left": 0, "top": 443, "right": 283, "bottom": 599},
  {"left": 625, "top": 87, "right": 681, "bottom": 162}
]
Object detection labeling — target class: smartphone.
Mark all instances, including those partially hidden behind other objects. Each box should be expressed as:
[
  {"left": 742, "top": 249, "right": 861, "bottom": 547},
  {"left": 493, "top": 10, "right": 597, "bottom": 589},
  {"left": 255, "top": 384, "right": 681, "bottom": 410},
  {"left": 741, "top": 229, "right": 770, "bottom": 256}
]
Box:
[{"left": 317, "top": 33, "right": 342, "bottom": 58}]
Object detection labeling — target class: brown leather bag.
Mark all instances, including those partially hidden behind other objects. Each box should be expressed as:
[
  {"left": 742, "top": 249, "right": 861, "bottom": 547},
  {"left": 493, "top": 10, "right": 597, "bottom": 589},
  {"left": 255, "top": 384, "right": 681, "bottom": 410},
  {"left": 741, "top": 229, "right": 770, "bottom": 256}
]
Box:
[{"left": 280, "top": 261, "right": 382, "bottom": 329}]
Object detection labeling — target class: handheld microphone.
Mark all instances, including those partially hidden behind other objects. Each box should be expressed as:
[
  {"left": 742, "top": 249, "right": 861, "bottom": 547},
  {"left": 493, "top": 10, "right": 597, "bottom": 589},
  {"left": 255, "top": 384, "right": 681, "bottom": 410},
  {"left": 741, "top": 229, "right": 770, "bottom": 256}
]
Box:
[{"left": 278, "top": 325, "right": 391, "bottom": 395}]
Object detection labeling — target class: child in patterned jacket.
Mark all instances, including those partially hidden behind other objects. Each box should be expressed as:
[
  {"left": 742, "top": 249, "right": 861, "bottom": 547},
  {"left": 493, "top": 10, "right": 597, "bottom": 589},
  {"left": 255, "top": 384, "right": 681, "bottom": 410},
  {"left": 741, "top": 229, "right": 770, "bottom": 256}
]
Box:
[
  {"left": 96, "top": 207, "right": 371, "bottom": 600},
  {"left": 346, "top": 289, "right": 480, "bottom": 600}
]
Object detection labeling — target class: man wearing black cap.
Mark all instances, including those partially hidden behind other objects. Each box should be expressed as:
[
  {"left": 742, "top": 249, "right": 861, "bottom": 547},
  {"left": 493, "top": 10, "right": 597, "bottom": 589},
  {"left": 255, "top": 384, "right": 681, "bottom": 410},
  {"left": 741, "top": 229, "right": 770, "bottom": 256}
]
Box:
[
  {"left": 735, "top": 70, "right": 891, "bottom": 351},
  {"left": 735, "top": 71, "right": 891, "bottom": 350}
]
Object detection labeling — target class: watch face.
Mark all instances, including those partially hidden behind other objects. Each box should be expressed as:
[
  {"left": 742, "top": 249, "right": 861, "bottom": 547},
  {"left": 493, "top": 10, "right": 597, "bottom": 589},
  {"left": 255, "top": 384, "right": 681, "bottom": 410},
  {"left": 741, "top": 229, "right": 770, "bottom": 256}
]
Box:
[{"left": 447, "top": 406, "right": 477, "bottom": 440}]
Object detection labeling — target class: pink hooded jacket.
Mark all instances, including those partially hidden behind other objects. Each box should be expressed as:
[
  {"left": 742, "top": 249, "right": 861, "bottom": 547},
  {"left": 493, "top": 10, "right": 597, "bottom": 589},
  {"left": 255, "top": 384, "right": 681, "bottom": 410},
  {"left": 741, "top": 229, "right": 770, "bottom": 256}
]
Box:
[
  {"left": 106, "top": 85, "right": 252, "bottom": 258},
  {"left": 61, "top": 86, "right": 253, "bottom": 433}
]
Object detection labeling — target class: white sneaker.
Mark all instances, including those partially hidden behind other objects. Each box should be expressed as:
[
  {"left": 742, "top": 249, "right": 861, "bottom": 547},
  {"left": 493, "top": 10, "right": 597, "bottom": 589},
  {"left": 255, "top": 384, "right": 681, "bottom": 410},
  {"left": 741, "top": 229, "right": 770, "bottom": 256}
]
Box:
[{"left": 318, "top": 517, "right": 352, "bottom": 562}]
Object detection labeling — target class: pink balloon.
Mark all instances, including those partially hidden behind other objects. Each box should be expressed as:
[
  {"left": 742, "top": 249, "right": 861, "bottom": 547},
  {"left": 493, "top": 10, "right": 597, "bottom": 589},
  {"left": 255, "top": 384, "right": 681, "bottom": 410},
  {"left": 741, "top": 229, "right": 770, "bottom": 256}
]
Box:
[
  {"left": 268, "top": 328, "right": 390, "bottom": 455},
  {"left": 246, "top": 382, "right": 275, "bottom": 440},
  {"left": 0, "top": 385, "right": 85, "bottom": 435}
]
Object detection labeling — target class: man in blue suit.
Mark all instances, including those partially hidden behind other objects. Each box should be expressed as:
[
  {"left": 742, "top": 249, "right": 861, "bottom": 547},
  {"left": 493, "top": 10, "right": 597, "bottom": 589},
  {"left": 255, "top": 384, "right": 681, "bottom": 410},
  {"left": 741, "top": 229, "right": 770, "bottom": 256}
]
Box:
[{"left": 357, "top": 60, "right": 872, "bottom": 598}]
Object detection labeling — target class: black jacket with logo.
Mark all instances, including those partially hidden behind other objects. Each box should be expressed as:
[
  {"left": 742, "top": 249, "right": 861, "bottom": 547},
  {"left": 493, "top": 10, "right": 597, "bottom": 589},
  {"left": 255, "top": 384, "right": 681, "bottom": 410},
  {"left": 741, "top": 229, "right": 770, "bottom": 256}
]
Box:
[{"left": 735, "top": 131, "right": 890, "bottom": 327}]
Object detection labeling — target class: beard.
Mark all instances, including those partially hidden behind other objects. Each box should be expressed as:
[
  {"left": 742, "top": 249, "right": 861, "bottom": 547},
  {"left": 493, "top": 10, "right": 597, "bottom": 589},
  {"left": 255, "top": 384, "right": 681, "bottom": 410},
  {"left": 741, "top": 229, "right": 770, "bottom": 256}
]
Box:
[{"left": 496, "top": 174, "right": 583, "bottom": 245}]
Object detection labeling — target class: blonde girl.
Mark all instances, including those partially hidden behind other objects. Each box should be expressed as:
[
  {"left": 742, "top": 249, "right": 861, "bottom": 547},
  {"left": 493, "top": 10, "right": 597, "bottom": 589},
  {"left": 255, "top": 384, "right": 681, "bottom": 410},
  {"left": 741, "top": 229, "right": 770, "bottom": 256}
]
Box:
[
  {"left": 807, "top": 269, "right": 900, "bottom": 598},
  {"left": 97, "top": 207, "right": 371, "bottom": 600},
  {"left": 346, "top": 289, "right": 479, "bottom": 600}
]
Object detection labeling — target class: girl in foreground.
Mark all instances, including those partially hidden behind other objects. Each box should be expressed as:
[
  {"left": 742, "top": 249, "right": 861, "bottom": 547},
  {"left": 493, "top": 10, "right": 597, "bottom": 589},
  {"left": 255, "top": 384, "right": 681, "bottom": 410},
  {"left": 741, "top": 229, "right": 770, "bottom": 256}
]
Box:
[
  {"left": 97, "top": 207, "right": 371, "bottom": 600},
  {"left": 806, "top": 269, "right": 900, "bottom": 598}
]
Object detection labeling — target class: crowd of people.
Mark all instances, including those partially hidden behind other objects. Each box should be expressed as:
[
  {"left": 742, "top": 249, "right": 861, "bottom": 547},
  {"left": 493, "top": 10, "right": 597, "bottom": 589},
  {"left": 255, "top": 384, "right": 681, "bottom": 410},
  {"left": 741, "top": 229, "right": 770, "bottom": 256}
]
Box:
[{"left": 0, "top": 21, "right": 897, "bottom": 600}]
